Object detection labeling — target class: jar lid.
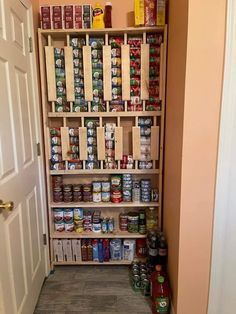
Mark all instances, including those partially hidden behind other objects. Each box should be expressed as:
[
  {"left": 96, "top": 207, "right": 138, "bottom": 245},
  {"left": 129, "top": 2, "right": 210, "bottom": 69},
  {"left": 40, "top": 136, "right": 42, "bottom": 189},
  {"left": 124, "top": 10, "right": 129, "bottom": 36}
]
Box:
[{"left": 106, "top": 2, "right": 112, "bottom": 6}]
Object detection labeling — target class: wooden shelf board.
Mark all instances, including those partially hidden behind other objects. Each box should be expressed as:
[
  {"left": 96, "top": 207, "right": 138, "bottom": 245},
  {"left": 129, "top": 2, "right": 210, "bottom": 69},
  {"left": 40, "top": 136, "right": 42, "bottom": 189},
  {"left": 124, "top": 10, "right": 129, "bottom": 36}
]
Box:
[
  {"left": 52, "top": 231, "right": 147, "bottom": 239},
  {"left": 50, "top": 201, "right": 159, "bottom": 208},
  {"left": 53, "top": 260, "right": 132, "bottom": 266},
  {"left": 48, "top": 111, "right": 162, "bottom": 118},
  {"left": 39, "top": 26, "right": 165, "bottom": 37},
  {"left": 50, "top": 169, "right": 160, "bottom": 175}
]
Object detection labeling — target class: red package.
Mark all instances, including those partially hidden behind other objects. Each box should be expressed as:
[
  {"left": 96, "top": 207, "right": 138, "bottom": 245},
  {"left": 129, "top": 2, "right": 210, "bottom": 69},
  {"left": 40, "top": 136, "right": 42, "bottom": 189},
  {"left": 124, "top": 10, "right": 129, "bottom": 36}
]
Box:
[
  {"left": 64, "top": 5, "right": 74, "bottom": 29},
  {"left": 144, "top": 0, "right": 157, "bottom": 26},
  {"left": 40, "top": 6, "right": 51, "bottom": 29},
  {"left": 74, "top": 5, "right": 83, "bottom": 29},
  {"left": 52, "top": 6, "right": 63, "bottom": 29}
]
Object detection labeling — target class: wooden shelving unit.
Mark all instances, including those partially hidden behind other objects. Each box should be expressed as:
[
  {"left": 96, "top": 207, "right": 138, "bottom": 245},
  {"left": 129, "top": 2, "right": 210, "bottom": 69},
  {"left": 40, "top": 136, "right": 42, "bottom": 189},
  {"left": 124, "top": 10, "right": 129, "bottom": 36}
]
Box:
[{"left": 38, "top": 25, "right": 167, "bottom": 266}]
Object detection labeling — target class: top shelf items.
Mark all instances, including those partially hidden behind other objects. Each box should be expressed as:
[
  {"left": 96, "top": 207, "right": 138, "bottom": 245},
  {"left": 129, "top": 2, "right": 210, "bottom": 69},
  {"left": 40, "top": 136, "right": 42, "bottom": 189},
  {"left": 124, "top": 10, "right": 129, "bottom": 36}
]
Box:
[{"left": 40, "top": 27, "right": 166, "bottom": 114}]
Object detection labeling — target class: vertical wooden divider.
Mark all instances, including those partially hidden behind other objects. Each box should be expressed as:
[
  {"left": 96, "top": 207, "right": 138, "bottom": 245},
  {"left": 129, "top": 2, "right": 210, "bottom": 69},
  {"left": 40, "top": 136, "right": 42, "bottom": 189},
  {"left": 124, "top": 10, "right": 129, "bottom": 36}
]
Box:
[
  {"left": 132, "top": 126, "right": 141, "bottom": 161},
  {"left": 104, "top": 34, "right": 111, "bottom": 112},
  {"left": 61, "top": 126, "right": 70, "bottom": 161},
  {"left": 159, "top": 43, "right": 164, "bottom": 101},
  {"left": 83, "top": 34, "right": 93, "bottom": 108},
  {"left": 151, "top": 126, "right": 160, "bottom": 161},
  {"left": 79, "top": 116, "right": 88, "bottom": 161},
  {"left": 45, "top": 46, "right": 57, "bottom": 102},
  {"left": 64, "top": 46, "right": 75, "bottom": 101},
  {"left": 121, "top": 33, "right": 130, "bottom": 102},
  {"left": 140, "top": 43, "right": 150, "bottom": 100},
  {"left": 47, "top": 127, "right": 52, "bottom": 160}
]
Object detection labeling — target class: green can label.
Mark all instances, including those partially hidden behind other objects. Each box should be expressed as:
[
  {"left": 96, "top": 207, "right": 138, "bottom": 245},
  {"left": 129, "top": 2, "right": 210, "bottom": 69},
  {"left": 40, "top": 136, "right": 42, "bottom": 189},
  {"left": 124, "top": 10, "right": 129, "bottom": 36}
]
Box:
[{"left": 155, "top": 297, "right": 169, "bottom": 313}]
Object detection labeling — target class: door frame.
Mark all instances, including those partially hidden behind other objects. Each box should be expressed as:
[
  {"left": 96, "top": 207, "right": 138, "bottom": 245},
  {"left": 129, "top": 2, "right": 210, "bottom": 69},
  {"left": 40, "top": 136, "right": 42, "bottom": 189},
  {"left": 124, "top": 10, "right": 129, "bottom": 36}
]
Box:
[
  {"left": 207, "top": 0, "right": 236, "bottom": 312},
  {"left": 19, "top": 0, "right": 50, "bottom": 276}
]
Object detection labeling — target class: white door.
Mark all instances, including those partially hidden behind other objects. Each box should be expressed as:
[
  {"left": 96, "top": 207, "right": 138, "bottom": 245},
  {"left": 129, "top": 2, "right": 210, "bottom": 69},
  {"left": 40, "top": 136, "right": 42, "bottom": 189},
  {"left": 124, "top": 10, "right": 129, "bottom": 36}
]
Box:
[{"left": 0, "top": 0, "right": 48, "bottom": 313}]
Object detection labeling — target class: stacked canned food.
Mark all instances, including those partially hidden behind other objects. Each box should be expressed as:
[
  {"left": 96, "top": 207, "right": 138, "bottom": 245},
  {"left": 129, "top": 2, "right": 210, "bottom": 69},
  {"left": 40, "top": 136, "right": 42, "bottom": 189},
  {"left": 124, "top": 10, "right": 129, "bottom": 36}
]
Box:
[
  {"left": 92, "top": 210, "right": 101, "bottom": 232},
  {"left": 111, "top": 174, "right": 122, "bottom": 203},
  {"left": 54, "top": 48, "right": 70, "bottom": 112},
  {"left": 109, "top": 36, "right": 124, "bottom": 112},
  {"left": 52, "top": 176, "right": 63, "bottom": 202},
  {"left": 70, "top": 37, "right": 87, "bottom": 112},
  {"left": 119, "top": 209, "right": 147, "bottom": 235},
  {"left": 121, "top": 154, "right": 134, "bottom": 169},
  {"left": 132, "top": 180, "right": 141, "bottom": 202},
  {"left": 130, "top": 261, "right": 154, "bottom": 295},
  {"left": 139, "top": 117, "right": 153, "bottom": 169},
  {"left": 73, "top": 184, "right": 83, "bottom": 202},
  {"left": 101, "top": 181, "right": 111, "bottom": 202},
  {"left": 68, "top": 128, "right": 83, "bottom": 170},
  {"left": 90, "top": 37, "right": 105, "bottom": 112},
  {"left": 146, "top": 33, "right": 163, "bottom": 111},
  {"left": 101, "top": 217, "right": 114, "bottom": 233},
  {"left": 85, "top": 118, "right": 99, "bottom": 169},
  {"left": 141, "top": 179, "right": 152, "bottom": 202},
  {"left": 50, "top": 128, "right": 64, "bottom": 171},
  {"left": 74, "top": 207, "right": 83, "bottom": 233},
  {"left": 128, "top": 37, "right": 143, "bottom": 111},
  {"left": 122, "top": 174, "right": 133, "bottom": 202},
  {"left": 104, "top": 123, "right": 117, "bottom": 169},
  {"left": 54, "top": 208, "right": 74, "bottom": 232},
  {"left": 83, "top": 210, "right": 92, "bottom": 231}
]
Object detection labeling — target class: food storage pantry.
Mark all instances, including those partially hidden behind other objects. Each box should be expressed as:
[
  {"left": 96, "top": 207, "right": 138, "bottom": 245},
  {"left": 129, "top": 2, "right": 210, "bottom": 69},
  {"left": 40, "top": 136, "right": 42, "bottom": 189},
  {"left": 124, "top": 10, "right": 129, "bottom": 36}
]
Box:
[{"left": 0, "top": 0, "right": 227, "bottom": 314}]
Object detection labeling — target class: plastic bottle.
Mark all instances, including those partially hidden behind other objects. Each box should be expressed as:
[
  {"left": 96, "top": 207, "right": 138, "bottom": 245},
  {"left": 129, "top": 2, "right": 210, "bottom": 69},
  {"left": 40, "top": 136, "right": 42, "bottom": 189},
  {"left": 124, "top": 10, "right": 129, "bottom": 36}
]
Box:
[
  {"left": 151, "top": 265, "right": 170, "bottom": 314},
  {"left": 157, "top": 234, "right": 168, "bottom": 269},
  {"left": 146, "top": 207, "right": 158, "bottom": 231},
  {"left": 98, "top": 239, "right": 104, "bottom": 262},
  {"left": 92, "top": 3, "right": 105, "bottom": 29},
  {"left": 147, "top": 230, "right": 158, "bottom": 265},
  {"left": 104, "top": 2, "right": 112, "bottom": 28}
]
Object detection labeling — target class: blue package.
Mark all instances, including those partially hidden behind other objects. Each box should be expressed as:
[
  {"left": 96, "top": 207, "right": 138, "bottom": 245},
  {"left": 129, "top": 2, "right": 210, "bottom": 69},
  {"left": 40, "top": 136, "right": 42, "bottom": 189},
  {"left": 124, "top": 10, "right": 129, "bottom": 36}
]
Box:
[
  {"left": 92, "top": 240, "right": 99, "bottom": 262},
  {"left": 98, "top": 240, "right": 103, "bottom": 263}
]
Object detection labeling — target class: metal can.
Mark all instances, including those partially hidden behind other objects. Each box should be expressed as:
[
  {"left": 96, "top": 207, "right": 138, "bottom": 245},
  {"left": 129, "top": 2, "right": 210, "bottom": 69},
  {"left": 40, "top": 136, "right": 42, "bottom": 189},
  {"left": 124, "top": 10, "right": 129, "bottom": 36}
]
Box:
[
  {"left": 93, "top": 181, "right": 102, "bottom": 192},
  {"left": 53, "top": 208, "right": 64, "bottom": 222},
  {"left": 65, "top": 222, "right": 74, "bottom": 232},
  {"left": 132, "top": 274, "right": 141, "bottom": 291},
  {"left": 63, "top": 208, "right": 74, "bottom": 222},
  {"left": 54, "top": 221, "right": 65, "bottom": 232},
  {"left": 128, "top": 212, "right": 139, "bottom": 233},
  {"left": 141, "top": 278, "right": 150, "bottom": 296},
  {"left": 93, "top": 192, "right": 102, "bottom": 203},
  {"left": 101, "top": 191, "right": 110, "bottom": 202},
  {"left": 102, "top": 181, "right": 111, "bottom": 192}
]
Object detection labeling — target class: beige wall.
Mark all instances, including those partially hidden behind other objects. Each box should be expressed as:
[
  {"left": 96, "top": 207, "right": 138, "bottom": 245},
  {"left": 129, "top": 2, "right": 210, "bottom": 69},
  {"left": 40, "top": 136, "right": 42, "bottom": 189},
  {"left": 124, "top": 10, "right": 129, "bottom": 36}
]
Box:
[
  {"left": 39, "top": 0, "right": 134, "bottom": 27},
  {"left": 163, "top": 0, "right": 188, "bottom": 310}
]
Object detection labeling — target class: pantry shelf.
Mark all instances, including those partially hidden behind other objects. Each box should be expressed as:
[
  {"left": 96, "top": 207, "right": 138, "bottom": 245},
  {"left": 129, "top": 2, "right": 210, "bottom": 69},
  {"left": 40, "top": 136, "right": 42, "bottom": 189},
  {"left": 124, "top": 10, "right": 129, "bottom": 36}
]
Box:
[
  {"left": 39, "top": 26, "right": 165, "bottom": 37},
  {"left": 51, "top": 201, "right": 160, "bottom": 208},
  {"left": 48, "top": 111, "right": 162, "bottom": 118},
  {"left": 50, "top": 169, "right": 160, "bottom": 175},
  {"left": 53, "top": 260, "right": 133, "bottom": 266},
  {"left": 52, "top": 231, "right": 147, "bottom": 239}
]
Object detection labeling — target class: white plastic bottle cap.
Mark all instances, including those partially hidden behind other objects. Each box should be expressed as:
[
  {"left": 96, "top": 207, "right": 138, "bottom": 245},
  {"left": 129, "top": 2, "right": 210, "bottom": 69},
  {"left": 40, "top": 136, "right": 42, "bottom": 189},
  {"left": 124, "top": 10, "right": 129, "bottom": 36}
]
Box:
[{"left": 106, "top": 2, "right": 112, "bottom": 6}]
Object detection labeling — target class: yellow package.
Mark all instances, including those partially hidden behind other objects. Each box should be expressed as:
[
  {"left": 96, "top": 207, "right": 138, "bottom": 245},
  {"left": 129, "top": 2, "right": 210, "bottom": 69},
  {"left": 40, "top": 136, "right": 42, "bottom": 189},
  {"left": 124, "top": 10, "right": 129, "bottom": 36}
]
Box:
[
  {"left": 134, "top": 0, "right": 144, "bottom": 26},
  {"left": 157, "top": 0, "right": 166, "bottom": 26},
  {"left": 92, "top": 2, "right": 105, "bottom": 28}
]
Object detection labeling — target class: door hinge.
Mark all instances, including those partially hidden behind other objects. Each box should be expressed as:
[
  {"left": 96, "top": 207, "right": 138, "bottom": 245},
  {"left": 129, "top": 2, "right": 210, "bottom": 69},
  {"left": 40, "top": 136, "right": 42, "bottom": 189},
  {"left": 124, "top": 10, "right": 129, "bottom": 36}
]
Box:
[
  {"left": 37, "top": 142, "right": 41, "bottom": 156},
  {"left": 29, "top": 37, "right": 33, "bottom": 53},
  {"left": 43, "top": 234, "right": 47, "bottom": 245}
]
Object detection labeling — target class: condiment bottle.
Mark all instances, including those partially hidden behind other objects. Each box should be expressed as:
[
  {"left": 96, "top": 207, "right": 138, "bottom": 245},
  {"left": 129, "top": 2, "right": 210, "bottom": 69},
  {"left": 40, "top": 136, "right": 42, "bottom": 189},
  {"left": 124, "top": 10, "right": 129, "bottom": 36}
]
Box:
[
  {"left": 92, "top": 2, "right": 105, "bottom": 28},
  {"left": 104, "top": 2, "right": 112, "bottom": 28}
]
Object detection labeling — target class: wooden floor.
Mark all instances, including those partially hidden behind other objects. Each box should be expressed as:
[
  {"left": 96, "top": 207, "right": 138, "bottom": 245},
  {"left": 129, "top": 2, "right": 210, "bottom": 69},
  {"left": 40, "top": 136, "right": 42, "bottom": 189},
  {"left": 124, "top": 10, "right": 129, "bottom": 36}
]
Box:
[{"left": 34, "top": 266, "right": 152, "bottom": 314}]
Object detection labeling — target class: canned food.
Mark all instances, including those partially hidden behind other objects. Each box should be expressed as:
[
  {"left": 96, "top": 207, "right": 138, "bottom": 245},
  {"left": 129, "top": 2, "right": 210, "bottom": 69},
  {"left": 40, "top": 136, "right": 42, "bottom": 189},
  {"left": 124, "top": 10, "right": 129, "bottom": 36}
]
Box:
[
  {"left": 92, "top": 181, "right": 102, "bottom": 192},
  {"left": 132, "top": 274, "right": 141, "bottom": 291},
  {"left": 55, "top": 221, "right": 65, "bottom": 232},
  {"left": 102, "top": 181, "right": 111, "bottom": 192},
  {"left": 63, "top": 208, "right": 73, "bottom": 222},
  {"left": 74, "top": 208, "right": 83, "bottom": 220},
  {"left": 93, "top": 192, "right": 102, "bottom": 203},
  {"left": 65, "top": 222, "right": 74, "bottom": 232},
  {"left": 128, "top": 212, "right": 139, "bottom": 233},
  {"left": 101, "top": 191, "right": 110, "bottom": 202},
  {"left": 53, "top": 209, "right": 64, "bottom": 222}
]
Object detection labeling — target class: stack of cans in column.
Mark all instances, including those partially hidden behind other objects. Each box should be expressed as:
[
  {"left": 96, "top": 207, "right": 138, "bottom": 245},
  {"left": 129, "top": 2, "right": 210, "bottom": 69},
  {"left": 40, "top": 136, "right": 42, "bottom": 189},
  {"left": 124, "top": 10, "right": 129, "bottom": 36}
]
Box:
[
  {"left": 85, "top": 119, "right": 99, "bottom": 169},
  {"left": 128, "top": 37, "right": 143, "bottom": 111},
  {"left": 109, "top": 37, "right": 124, "bottom": 112},
  {"left": 122, "top": 174, "right": 133, "bottom": 202},
  {"left": 90, "top": 38, "right": 105, "bottom": 112},
  {"left": 146, "top": 33, "right": 163, "bottom": 111},
  {"left": 50, "top": 128, "right": 64, "bottom": 170},
  {"left": 67, "top": 128, "right": 82, "bottom": 170},
  {"left": 104, "top": 123, "right": 117, "bottom": 169},
  {"left": 70, "top": 38, "right": 87, "bottom": 112},
  {"left": 54, "top": 48, "right": 70, "bottom": 112},
  {"left": 138, "top": 117, "right": 153, "bottom": 169}
]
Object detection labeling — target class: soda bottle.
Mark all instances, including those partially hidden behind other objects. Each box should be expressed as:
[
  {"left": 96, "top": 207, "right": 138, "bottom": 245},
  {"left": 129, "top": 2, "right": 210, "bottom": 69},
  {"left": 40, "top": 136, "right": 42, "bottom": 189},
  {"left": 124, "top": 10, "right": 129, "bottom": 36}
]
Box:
[
  {"left": 157, "top": 234, "right": 168, "bottom": 269},
  {"left": 151, "top": 265, "right": 170, "bottom": 314},
  {"left": 147, "top": 231, "right": 158, "bottom": 265}
]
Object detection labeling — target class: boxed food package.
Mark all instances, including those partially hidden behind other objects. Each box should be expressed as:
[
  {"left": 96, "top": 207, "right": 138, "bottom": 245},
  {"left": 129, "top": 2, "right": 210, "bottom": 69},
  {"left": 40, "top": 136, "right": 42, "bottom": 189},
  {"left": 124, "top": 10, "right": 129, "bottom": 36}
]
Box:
[
  {"left": 156, "top": 0, "right": 166, "bottom": 26},
  {"left": 72, "top": 239, "right": 81, "bottom": 261},
  {"left": 53, "top": 239, "right": 64, "bottom": 262},
  {"left": 123, "top": 239, "right": 136, "bottom": 261},
  {"left": 144, "top": 0, "right": 156, "bottom": 26},
  {"left": 134, "top": 0, "right": 144, "bottom": 26},
  {"left": 74, "top": 5, "right": 83, "bottom": 29},
  {"left": 52, "top": 5, "right": 63, "bottom": 29},
  {"left": 64, "top": 5, "right": 74, "bottom": 29},
  {"left": 83, "top": 4, "right": 93, "bottom": 29},
  {"left": 40, "top": 6, "right": 51, "bottom": 29},
  {"left": 62, "top": 239, "right": 73, "bottom": 261}
]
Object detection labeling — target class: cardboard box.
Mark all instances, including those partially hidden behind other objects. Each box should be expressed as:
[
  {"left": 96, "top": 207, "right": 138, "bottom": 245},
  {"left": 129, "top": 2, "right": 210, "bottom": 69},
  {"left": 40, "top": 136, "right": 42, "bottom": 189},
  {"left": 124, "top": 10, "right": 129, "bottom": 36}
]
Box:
[
  {"left": 52, "top": 5, "right": 63, "bottom": 29},
  {"left": 40, "top": 6, "right": 51, "bottom": 29},
  {"left": 53, "top": 239, "right": 64, "bottom": 262},
  {"left": 144, "top": 0, "right": 157, "bottom": 26},
  {"left": 62, "top": 239, "right": 73, "bottom": 262},
  {"left": 134, "top": 0, "right": 144, "bottom": 26},
  {"left": 156, "top": 0, "right": 166, "bottom": 26},
  {"left": 64, "top": 5, "right": 74, "bottom": 29},
  {"left": 74, "top": 5, "right": 83, "bottom": 29},
  {"left": 72, "top": 239, "right": 81, "bottom": 261}
]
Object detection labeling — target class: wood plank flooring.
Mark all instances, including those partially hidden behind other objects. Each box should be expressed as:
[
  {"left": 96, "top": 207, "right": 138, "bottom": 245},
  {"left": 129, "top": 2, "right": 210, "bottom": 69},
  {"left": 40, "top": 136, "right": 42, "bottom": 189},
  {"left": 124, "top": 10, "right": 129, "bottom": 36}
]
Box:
[{"left": 34, "top": 266, "right": 152, "bottom": 314}]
